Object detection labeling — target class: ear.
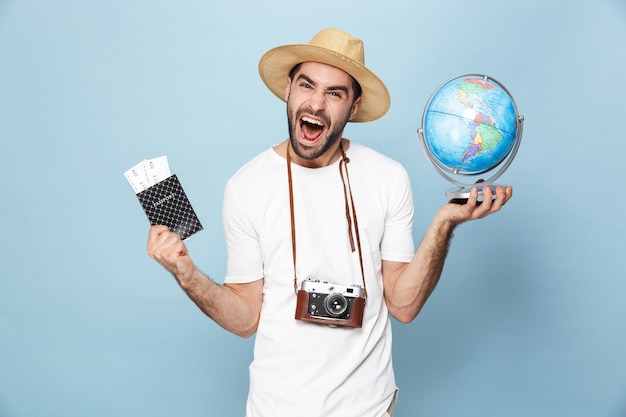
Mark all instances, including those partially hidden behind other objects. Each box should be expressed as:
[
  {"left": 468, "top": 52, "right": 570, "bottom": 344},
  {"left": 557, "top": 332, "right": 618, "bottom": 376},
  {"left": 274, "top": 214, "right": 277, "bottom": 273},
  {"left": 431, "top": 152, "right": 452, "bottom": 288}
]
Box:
[
  {"left": 284, "top": 78, "right": 292, "bottom": 101},
  {"left": 348, "top": 96, "right": 362, "bottom": 121}
]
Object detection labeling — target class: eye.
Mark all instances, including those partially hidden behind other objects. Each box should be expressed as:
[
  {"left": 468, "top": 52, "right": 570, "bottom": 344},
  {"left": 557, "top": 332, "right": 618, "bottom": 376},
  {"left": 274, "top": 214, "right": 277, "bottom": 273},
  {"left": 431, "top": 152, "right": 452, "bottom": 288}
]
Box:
[{"left": 329, "top": 91, "right": 343, "bottom": 98}]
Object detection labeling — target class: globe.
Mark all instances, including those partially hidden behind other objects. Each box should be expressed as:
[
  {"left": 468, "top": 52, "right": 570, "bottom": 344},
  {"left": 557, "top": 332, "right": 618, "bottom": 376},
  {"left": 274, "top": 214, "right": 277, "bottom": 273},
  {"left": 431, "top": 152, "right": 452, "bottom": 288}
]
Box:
[{"left": 418, "top": 74, "right": 524, "bottom": 198}]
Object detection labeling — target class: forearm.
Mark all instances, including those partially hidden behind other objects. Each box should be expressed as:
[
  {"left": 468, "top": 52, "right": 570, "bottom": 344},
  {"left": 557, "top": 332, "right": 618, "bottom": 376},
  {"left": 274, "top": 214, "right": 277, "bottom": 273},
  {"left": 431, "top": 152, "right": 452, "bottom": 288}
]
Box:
[
  {"left": 175, "top": 268, "right": 261, "bottom": 338},
  {"left": 385, "top": 186, "right": 512, "bottom": 323},
  {"left": 385, "top": 214, "right": 456, "bottom": 323},
  {"left": 147, "top": 226, "right": 262, "bottom": 338}
]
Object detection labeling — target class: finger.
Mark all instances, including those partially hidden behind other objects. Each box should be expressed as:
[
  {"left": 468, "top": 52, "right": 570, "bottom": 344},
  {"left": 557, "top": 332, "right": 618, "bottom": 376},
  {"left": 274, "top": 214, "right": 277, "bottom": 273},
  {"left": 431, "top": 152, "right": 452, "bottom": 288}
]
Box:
[
  {"left": 147, "top": 225, "right": 167, "bottom": 251},
  {"left": 488, "top": 187, "right": 507, "bottom": 212},
  {"left": 147, "top": 226, "right": 180, "bottom": 257},
  {"left": 482, "top": 185, "right": 493, "bottom": 201},
  {"left": 474, "top": 186, "right": 495, "bottom": 217},
  {"left": 496, "top": 185, "right": 511, "bottom": 202},
  {"left": 484, "top": 186, "right": 511, "bottom": 215},
  {"left": 150, "top": 234, "right": 187, "bottom": 270},
  {"left": 505, "top": 186, "right": 513, "bottom": 202},
  {"left": 478, "top": 185, "right": 509, "bottom": 218},
  {"left": 466, "top": 186, "right": 480, "bottom": 207},
  {"left": 148, "top": 225, "right": 170, "bottom": 242}
]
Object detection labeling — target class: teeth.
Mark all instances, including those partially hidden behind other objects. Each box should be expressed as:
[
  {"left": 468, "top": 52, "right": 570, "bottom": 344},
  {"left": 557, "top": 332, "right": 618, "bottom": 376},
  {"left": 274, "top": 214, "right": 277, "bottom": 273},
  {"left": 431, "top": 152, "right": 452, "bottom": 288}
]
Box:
[{"left": 302, "top": 116, "right": 323, "bottom": 126}]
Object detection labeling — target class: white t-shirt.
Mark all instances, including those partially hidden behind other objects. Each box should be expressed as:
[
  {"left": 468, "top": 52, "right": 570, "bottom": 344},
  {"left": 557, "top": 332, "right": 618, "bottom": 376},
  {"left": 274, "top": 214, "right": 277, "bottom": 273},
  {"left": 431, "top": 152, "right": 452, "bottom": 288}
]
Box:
[{"left": 223, "top": 142, "right": 415, "bottom": 417}]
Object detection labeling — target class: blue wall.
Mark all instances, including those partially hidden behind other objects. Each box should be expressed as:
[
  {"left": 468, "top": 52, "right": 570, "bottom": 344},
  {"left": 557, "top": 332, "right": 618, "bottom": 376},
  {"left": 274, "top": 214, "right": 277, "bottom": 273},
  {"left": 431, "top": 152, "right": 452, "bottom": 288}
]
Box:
[{"left": 1, "top": 1, "right": 625, "bottom": 416}]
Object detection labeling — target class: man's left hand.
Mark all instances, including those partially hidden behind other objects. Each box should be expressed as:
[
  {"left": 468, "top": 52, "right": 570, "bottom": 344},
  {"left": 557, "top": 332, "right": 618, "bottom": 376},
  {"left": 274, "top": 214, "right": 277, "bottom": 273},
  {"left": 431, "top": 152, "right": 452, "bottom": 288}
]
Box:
[{"left": 439, "top": 185, "right": 513, "bottom": 226}]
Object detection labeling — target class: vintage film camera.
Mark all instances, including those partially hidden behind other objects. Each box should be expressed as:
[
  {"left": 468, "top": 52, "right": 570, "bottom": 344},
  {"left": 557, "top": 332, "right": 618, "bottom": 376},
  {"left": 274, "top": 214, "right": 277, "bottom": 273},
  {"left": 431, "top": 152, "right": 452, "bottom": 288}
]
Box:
[{"left": 295, "top": 279, "right": 365, "bottom": 328}]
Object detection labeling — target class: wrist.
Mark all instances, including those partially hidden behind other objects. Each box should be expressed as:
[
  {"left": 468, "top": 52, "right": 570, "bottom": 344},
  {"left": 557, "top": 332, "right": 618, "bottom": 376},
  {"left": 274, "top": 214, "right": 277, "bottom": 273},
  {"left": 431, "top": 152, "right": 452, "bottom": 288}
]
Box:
[
  {"left": 432, "top": 209, "right": 459, "bottom": 234},
  {"left": 173, "top": 264, "right": 200, "bottom": 289}
]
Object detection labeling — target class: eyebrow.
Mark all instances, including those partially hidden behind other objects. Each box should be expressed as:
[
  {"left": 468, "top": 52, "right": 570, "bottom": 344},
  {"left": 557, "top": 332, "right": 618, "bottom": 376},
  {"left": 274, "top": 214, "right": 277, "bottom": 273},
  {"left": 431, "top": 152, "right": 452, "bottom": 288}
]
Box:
[{"left": 296, "top": 73, "right": 351, "bottom": 96}]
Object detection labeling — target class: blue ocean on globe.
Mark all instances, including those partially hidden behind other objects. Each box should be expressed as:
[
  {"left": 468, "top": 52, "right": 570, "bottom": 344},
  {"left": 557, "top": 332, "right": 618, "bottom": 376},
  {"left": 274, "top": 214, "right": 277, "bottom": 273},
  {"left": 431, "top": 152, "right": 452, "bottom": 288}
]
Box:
[{"left": 422, "top": 75, "right": 518, "bottom": 175}]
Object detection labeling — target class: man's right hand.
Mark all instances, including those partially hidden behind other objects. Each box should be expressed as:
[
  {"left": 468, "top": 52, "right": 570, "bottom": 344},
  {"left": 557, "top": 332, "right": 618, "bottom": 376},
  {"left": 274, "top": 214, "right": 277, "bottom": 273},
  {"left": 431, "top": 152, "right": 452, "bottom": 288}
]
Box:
[
  {"left": 147, "top": 225, "right": 195, "bottom": 283},
  {"left": 146, "top": 225, "right": 263, "bottom": 338}
]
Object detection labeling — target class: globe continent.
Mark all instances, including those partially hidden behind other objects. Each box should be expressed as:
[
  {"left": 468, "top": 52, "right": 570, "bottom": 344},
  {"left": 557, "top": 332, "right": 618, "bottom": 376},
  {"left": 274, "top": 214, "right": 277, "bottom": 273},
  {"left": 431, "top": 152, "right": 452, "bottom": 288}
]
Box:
[{"left": 423, "top": 76, "right": 518, "bottom": 175}]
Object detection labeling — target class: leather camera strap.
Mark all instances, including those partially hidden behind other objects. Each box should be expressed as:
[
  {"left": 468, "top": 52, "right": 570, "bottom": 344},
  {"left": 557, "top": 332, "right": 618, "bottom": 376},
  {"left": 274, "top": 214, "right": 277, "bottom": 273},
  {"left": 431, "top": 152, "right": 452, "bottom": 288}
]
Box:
[{"left": 286, "top": 141, "right": 368, "bottom": 299}]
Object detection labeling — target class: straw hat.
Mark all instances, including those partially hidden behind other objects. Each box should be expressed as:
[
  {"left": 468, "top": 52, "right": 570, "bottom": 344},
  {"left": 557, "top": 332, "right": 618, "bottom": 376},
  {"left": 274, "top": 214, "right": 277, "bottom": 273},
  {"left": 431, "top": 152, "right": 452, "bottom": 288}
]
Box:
[{"left": 258, "top": 28, "right": 390, "bottom": 122}]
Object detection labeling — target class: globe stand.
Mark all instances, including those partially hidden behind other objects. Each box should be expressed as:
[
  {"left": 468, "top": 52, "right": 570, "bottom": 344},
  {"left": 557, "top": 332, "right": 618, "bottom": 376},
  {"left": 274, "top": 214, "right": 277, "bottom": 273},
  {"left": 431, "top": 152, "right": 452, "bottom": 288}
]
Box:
[
  {"left": 445, "top": 184, "right": 504, "bottom": 200},
  {"left": 417, "top": 115, "right": 524, "bottom": 200}
]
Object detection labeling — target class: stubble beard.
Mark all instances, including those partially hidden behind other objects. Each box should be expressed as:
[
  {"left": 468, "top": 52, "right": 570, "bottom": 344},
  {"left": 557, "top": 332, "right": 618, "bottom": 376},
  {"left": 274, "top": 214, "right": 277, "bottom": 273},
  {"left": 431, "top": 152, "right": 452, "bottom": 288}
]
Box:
[{"left": 286, "top": 102, "right": 349, "bottom": 161}]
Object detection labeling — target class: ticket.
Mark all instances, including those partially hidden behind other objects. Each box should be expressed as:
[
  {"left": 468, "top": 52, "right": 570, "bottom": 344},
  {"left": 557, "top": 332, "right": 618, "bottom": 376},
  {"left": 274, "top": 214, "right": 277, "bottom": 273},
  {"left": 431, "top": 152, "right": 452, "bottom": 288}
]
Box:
[
  {"left": 145, "top": 156, "right": 170, "bottom": 186},
  {"left": 124, "top": 156, "right": 171, "bottom": 194}
]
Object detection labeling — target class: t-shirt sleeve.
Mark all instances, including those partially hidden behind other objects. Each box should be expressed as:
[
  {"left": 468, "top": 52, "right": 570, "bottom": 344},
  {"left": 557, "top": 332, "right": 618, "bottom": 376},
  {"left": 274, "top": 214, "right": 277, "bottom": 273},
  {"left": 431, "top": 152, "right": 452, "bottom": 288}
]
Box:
[
  {"left": 222, "top": 181, "right": 265, "bottom": 283},
  {"left": 380, "top": 165, "right": 415, "bottom": 263}
]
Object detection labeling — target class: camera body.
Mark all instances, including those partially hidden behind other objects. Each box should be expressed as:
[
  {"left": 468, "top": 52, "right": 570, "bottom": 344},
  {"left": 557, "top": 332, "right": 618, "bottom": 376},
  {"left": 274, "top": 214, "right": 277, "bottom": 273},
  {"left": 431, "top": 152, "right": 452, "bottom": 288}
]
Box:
[{"left": 295, "top": 279, "right": 365, "bottom": 328}]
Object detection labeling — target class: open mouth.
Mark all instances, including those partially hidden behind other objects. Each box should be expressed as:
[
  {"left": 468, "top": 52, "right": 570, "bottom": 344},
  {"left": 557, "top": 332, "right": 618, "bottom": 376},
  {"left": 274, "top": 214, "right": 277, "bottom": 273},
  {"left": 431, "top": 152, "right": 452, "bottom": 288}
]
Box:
[{"left": 299, "top": 116, "right": 326, "bottom": 142}]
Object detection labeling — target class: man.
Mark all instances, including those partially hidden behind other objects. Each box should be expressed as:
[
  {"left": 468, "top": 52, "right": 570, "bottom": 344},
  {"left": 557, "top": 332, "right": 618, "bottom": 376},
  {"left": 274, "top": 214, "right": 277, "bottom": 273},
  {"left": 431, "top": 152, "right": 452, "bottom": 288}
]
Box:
[{"left": 147, "top": 28, "right": 512, "bottom": 417}]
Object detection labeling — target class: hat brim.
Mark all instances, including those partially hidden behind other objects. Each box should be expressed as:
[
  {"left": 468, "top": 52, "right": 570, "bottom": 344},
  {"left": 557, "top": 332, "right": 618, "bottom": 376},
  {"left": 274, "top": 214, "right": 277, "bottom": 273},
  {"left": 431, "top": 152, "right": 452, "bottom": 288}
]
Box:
[{"left": 258, "top": 44, "right": 390, "bottom": 122}]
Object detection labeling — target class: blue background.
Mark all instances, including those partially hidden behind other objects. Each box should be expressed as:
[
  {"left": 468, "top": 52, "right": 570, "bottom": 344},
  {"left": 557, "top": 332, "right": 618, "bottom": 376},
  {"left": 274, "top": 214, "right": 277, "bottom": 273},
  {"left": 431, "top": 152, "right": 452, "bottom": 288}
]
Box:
[{"left": 1, "top": 1, "right": 625, "bottom": 416}]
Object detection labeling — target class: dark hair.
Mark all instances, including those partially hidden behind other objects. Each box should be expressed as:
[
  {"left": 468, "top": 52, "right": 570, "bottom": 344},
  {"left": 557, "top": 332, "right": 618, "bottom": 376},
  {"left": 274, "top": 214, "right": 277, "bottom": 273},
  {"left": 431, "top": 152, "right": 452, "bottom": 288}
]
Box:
[{"left": 289, "top": 63, "right": 362, "bottom": 103}]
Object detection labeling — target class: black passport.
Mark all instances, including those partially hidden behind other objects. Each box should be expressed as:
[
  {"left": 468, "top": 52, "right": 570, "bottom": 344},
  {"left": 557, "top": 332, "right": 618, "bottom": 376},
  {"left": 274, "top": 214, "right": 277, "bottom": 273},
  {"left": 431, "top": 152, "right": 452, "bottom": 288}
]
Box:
[{"left": 136, "top": 174, "right": 203, "bottom": 240}]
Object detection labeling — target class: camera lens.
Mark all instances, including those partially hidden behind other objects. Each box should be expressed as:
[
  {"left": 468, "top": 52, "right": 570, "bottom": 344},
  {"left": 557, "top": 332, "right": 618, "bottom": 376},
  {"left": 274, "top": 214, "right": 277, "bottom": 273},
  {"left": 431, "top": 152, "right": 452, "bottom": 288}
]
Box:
[{"left": 324, "top": 293, "right": 348, "bottom": 317}]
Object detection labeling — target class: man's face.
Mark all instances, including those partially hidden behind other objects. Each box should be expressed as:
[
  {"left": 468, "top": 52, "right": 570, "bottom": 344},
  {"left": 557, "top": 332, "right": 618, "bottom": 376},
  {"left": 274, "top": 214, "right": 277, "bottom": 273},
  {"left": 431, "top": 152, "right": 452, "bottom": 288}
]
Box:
[{"left": 285, "top": 62, "right": 361, "bottom": 166}]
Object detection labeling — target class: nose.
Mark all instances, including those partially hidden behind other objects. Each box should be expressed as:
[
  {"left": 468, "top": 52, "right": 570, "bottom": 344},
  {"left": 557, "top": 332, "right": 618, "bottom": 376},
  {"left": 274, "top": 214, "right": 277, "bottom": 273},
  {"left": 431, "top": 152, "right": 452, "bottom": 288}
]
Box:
[{"left": 307, "top": 89, "right": 326, "bottom": 112}]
